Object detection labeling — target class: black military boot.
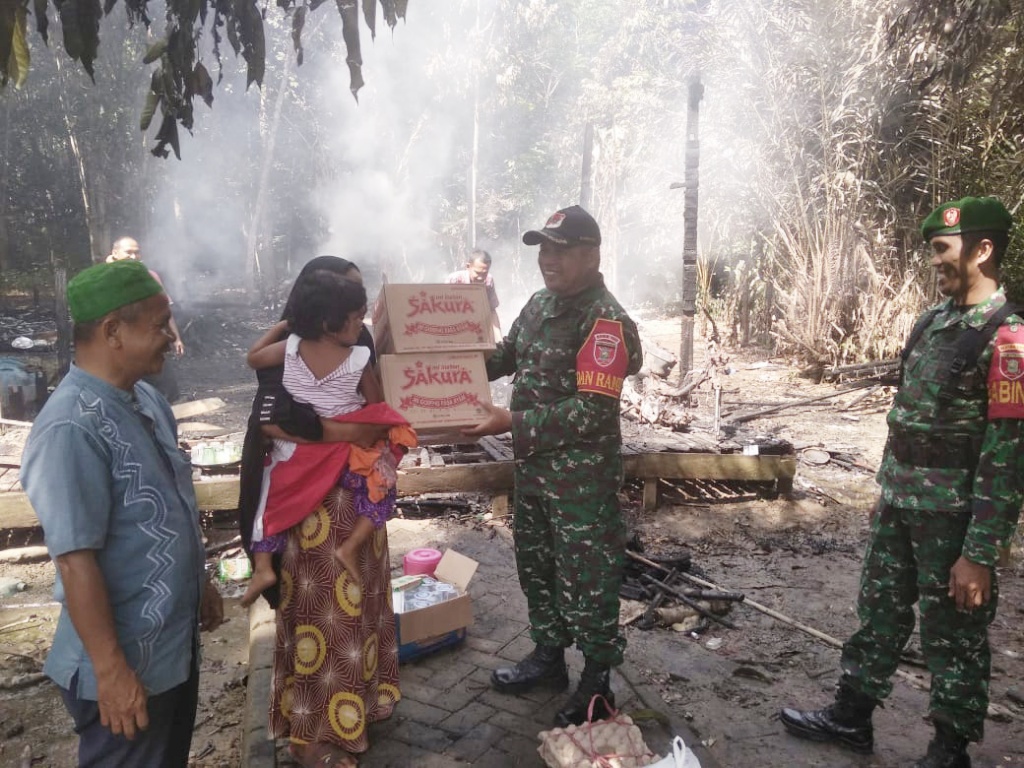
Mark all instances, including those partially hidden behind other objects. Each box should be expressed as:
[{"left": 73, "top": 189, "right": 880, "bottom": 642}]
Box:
[
  {"left": 491, "top": 644, "right": 568, "bottom": 694},
  {"left": 779, "top": 681, "right": 877, "bottom": 754},
  {"left": 554, "top": 658, "right": 616, "bottom": 727},
  {"left": 913, "top": 723, "right": 971, "bottom": 768}
]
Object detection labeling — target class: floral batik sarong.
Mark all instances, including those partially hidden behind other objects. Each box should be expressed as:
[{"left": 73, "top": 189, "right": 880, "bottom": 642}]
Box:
[{"left": 269, "top": 484, "right": 400, "bottom": 754}]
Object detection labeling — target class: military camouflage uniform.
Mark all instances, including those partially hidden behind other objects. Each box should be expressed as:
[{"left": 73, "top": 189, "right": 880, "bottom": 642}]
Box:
[
  {"left": 842, "top": 287, "right": 1024, "bottom": 741},
  {"left": 486, "top": 275, "right": 642, "bottom": 666}
]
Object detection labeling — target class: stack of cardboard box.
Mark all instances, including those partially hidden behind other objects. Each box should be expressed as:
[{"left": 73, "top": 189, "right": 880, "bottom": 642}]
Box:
[{"left": 372, "top": 283, "right": 495, "bottom": 442}]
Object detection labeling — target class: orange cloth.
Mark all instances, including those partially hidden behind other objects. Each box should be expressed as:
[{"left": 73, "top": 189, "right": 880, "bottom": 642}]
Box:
[{"left": 348, "top": 424, "right": 418, "bottom": 502}]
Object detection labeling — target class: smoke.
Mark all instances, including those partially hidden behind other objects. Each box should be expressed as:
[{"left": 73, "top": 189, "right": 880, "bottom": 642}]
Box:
[{"left": 125, "top": 1, "right": 701, "bottom": 321}]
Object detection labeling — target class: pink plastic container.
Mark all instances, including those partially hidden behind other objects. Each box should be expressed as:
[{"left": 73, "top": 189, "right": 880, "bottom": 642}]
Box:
[{"left": 403, "top": 548, "right": 443, "bottom": 577}]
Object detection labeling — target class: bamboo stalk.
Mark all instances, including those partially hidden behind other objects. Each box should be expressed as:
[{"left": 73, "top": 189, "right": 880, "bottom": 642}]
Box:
[
  {"left": 626, "top": 551, "right": 938, "bottom": 682},
  {"left": 825, "top": 359, "right": 899, "bottom": 377},
  {"left": 728, "top": 387, "right": 864, "bottom": 424},
  {"left": 641, "top": 574, "right": 737, "bottom": 630},
  {"left": 840, "top": 384, "right": 882, "bottom": 412},
  {"left": 629, "top": 551, "right": 832, "bottom": 643}
]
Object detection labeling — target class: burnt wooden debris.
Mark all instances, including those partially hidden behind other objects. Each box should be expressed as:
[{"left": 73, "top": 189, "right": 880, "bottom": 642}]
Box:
[
  {"left": 621, "top": 545, "right": 742, "bottom": 632},
  {"left": 0, "top": 322, "right": 797, "bottom": 528},
  {"left": 0, "top": 430, "right": 798, "bottom": 529}
]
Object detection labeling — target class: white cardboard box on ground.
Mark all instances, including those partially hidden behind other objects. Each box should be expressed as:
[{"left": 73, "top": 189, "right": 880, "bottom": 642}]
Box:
[
  {"left": 371, "top": 283, "right": 495, "bottom": 354},
  {"left": 379, "top": 351, "right": 492, "bottom": 432},
  {"left": 394, "top": 550, "right": 479, "bottom": 652}
]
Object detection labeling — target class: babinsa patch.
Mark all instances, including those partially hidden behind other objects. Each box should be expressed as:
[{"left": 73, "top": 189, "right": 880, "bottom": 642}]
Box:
[
  {"left": 576, "top": 318, "right": 628, "bottom": 397},
  {"left": 987, "top": 323, "right": 1024, "bottom": 419}
]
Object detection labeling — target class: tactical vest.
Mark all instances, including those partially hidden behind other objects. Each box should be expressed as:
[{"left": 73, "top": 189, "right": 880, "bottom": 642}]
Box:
[
  {"left": 898, "top": 301, "right": 1023, "bottom": 398},
  {"left": 889, "top": 301, "right": 1022, "bottom": 468}
]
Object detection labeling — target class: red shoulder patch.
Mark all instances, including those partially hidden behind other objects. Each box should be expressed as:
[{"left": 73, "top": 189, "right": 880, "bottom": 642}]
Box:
[
  {"left": 576, "top": 319, "right": 628, "bottom": 398},
  {"left": 987, "top": 323, "right": 1024, "bottom": 419}
]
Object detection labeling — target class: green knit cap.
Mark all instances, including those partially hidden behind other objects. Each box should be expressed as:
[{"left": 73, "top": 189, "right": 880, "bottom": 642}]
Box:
[
  {"left": 67, "top": 260, "right": 165, "bottom": 323},
  {"left": 921, "top": 196, "right": 1013, "bottom": 241}
]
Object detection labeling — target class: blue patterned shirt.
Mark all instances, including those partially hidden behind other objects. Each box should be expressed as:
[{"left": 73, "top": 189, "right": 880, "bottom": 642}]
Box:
[{"left": 21, "top": 366, "right": 205, "bottom": 699}]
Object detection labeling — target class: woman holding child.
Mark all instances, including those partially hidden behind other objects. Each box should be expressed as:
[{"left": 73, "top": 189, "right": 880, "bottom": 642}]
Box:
[{"left": 238, "top": 257, "right": 400, "bottom": 768}]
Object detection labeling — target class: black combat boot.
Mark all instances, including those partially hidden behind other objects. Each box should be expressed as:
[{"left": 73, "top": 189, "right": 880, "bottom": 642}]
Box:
[
  {"left": 779, "top": 681, "right": 877, "bottom": 754},
  {"left": 554, "top": 658, "right": 616, "bottom": 727},
  {"left": 491, "top": 644, "right": 569, "bottom": 694},
  {"left": 913, "top": 723, "right": 971, "bottom": 768}
]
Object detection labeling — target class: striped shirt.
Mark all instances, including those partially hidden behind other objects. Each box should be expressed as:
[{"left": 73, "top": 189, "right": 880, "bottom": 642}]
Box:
[{"left": 281, "top": 334, "right": 369, "bottom": 418}]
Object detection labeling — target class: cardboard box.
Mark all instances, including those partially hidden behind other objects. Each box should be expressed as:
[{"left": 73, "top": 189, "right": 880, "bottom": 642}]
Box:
[
  {"left": 372, "top": 283, "right": 495, "bottom": 354},
  {"left": 394, "top": 550, "right": 479, "bottom": 662},
  {"left": 380, "top": 351, "right": 492, "bottom": 432}
]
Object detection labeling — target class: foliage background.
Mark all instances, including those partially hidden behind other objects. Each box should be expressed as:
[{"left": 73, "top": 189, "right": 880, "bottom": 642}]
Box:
[{"left": 3, "top": 0, "right": 1024, "bottom": 366}]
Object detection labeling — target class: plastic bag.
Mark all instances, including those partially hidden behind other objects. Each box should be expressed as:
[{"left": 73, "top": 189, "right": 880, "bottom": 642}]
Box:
[{"left": 648, "top": 736, "right": 702, "bottom": 768}]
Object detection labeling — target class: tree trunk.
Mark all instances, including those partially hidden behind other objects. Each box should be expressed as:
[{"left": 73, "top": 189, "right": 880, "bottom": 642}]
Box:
[
  {"left": 246, "top": 52, "right": 294, "bottom": 294},
  {"left": 580, "top": 121, "right": 594, "bottom": 210},
  {"left": 468, "top": 85, "right": 478, "bottom": 252},
  {"left": 0, "top": 97, "right": 9, "bottom": 274},
  {"left": 52, "top": 253, "right": 71, "bottom": 378},
  {"left": 55, "top": 56, "right": 99, "bottom": 261},
  {"left": 467, "top": 0, "right": 481, "bottom": 254},
  {"left": 679, "top": 72, "right": 703, "bottom": 380}
]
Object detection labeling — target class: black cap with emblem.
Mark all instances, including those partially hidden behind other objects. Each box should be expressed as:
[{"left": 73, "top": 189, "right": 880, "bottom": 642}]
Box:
[{"left": 523, "top": 205, "right": 602, "bottom": 247}]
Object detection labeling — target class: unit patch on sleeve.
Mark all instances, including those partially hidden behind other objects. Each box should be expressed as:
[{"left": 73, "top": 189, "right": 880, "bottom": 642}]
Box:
[
  {"left": 576, "top": 318, "right": 629, "bottom": 398},
  {"left": 987, "top": 323, "right": 1024, "bottom": 419}
]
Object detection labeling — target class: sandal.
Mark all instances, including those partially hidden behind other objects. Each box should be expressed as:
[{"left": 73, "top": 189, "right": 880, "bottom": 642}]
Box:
[{"left": 289, "top": 742, "right": 358, "bottom": 768}]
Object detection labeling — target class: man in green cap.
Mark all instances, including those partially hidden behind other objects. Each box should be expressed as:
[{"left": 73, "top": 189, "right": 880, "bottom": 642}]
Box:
[
  {"left": 780, "top": 196, "right": 1024, "bottom": 768},
  {"left": 21, "top": 259, "right": 223, "bottom": 767}
]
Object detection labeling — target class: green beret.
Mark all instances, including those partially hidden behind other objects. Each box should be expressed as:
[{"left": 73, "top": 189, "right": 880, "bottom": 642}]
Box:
[
  {"left": 921, "top": 196, "right": 1013, "bottom": 241},
  {"left": 67, "top": 260, "right": 165, "bottom": 323}
]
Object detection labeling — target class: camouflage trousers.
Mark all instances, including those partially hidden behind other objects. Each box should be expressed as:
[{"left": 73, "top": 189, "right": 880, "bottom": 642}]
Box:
[
  {"left": 841, "top": 503, "right": 998, "bottom": 741},
  {"left": 513, "top": 491, "right": 626, "bottom": 667}
]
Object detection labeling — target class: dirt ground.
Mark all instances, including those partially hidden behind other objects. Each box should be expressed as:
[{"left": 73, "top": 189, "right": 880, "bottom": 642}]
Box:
[{"left": 1, "top": 307, "right": 1023, "bottom": 767}]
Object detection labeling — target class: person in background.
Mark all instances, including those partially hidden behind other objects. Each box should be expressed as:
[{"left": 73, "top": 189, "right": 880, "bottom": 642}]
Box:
[
  {"left": 21, "top": 259, "right": 223, "bottom": 767},
  {"left": 463, "top": 205, "right": 643, "bottom": 728},
  {"left": 447, "top": 248, "right": 502, "bottom": 334},
  {"left": 106, "top": 237, "right": 185, "bottom": 357},
  {"left": 780, "top": 197, "right": 1024, "bottom": 768}
]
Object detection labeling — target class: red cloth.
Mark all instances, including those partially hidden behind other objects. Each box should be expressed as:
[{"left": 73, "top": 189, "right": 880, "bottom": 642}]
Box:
[{"left": 262, "top": 402, "right": 410, "bottom": 536}]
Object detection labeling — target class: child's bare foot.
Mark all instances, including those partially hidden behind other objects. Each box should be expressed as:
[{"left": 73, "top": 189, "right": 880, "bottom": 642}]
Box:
[
  {"left": 335, "top": 544, "right": 362, "bottom": 585},
  {"left": 240, "top": 569, "right": 277, "bottom": 608}
]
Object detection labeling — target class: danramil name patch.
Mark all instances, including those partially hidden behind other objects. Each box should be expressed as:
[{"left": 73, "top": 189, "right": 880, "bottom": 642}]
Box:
[
  {"left": 577, "top": 318, "right": 628, "bottom": 398},
  {"left": 987, "top": 324, "right": 1024, "bottom": 419}
]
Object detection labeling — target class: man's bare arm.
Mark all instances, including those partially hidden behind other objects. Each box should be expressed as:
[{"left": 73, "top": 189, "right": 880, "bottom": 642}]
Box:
[{"left": 55, "top": 550, "right": 149, "bottom": 740}]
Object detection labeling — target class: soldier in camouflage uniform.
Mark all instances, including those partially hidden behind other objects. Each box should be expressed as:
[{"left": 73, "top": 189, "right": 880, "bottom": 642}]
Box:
[
  {"left": 463, "top": 205, "right": 643, "bottom": 727},
  {"left": 781, "top": 197, "right": 1024, "bottom": 768}
]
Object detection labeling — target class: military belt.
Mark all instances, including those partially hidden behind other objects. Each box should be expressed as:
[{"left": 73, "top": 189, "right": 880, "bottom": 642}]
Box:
[{"left": 886, "top": 432, "right": 981, "bottom": 470}]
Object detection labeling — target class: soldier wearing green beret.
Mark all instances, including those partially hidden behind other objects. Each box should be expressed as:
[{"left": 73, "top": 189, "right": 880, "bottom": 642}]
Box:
[{"left": 781, "top": 197, "right": 1024, "bottom": 768}]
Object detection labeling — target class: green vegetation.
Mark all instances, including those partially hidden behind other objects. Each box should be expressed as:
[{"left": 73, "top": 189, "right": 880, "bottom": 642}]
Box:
[{"left": 3, "top": 0, "right": 1024, "bottom": 366}]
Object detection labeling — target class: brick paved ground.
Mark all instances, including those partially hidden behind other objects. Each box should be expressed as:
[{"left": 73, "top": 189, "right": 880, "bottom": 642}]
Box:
[{"left": 243, "top": 518, "right": 713, "bottom": 768}]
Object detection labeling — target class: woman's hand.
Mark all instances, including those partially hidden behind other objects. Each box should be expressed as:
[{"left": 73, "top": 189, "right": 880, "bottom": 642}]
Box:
[{"left": 322, "top": 421, "right": 390, "bottom": 447}]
